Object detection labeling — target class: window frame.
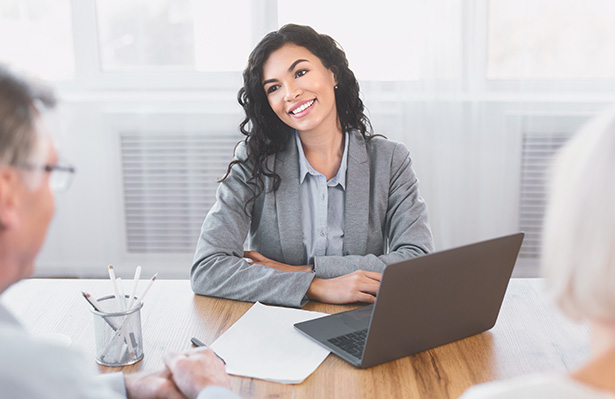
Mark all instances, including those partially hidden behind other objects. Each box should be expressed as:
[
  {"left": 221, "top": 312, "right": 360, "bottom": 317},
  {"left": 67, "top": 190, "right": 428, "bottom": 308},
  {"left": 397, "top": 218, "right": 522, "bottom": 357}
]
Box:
[
  {"left": 57, "top": 0, "right": 277, "bottom": 91},
  {"left": 475, "top": 0, "right": 615, "bottom": 94},
  {"left": 25, "top": 0, "right": 615, "bottom": 99}
]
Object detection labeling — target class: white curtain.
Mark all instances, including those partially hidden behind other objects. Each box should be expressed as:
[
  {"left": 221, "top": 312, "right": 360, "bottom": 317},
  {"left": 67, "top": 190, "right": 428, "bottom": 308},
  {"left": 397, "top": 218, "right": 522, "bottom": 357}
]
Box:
[
  {"left": 279, "top": 1, "right": 515, "bottom": 247},
  {"left": 4, "top": 0, "right": 612, "bottom": 277},
  {"left": 279, "top": 0, "right": 615, "bottom": 276}
]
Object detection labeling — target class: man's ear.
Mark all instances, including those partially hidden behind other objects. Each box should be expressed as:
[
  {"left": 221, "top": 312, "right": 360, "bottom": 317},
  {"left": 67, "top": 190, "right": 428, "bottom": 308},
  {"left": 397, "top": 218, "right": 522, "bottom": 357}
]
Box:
[{"left": 0, "top": 166, "right": 20, "bottom": 230}]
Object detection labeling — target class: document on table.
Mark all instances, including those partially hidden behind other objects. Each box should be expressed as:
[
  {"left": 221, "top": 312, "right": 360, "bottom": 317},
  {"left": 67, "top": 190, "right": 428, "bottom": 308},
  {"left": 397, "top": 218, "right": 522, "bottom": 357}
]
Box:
[{"left": 210, "top": 302, "right": 331, "bottom": 384}]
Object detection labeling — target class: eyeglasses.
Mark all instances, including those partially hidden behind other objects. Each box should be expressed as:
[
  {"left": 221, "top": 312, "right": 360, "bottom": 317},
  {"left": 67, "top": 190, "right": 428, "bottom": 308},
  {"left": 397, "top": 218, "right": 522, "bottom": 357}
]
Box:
[
  {"left": 44, "top": 163, "right": 76, "bottom": 192},
  {"left": 18, "top": 162, "right": 76, "bottom": 192}
]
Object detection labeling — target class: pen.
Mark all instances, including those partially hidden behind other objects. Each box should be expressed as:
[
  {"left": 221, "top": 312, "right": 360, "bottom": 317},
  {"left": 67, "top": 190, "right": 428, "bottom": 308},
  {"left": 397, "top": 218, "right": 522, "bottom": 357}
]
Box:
[
  {"left": 81, "top": 291, "right": 119, "bottom": 331},
  {"left": 190, "top": 337, "right": 226, "bottom": 365},
  {"left": 127, "top": 265, "right": 142, "bottom": 309},
  {"left": 116, "top": 277, "right": 127, "bottom": 310},
  {"left": 81, "top": 291, "right": 105, "bottom": 313},
  {"left": 108, "top": 265, "right": 124, "bottom": 311},
  {"left": 132, "top": 273, "right": 157, "bottom": 309}
]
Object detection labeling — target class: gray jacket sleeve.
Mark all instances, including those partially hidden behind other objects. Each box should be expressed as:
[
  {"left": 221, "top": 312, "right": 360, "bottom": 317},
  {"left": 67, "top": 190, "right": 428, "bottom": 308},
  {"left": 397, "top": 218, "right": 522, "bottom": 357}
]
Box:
[
  {"left": 313, "top": 141, "right": 433, "bottom": 278},
  {"left": 190, "top": 144, "right": 315, "bottom": 308}
]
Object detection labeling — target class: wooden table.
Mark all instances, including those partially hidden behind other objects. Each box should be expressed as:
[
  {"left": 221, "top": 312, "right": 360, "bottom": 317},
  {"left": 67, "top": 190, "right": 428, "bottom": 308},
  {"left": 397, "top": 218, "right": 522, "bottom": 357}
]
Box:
[{"left": 1, "top": 278, "right": 589, "bottom": 398}]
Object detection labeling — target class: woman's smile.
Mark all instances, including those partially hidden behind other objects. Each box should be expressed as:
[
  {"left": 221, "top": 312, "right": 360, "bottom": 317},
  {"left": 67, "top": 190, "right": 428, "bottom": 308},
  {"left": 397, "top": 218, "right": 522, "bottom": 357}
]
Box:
[
  {"left": 289, "top": 99, "right": 316, "bottom": 117},
  {"left": 262, "top": 43, "right": 339, "bottom": 136}
]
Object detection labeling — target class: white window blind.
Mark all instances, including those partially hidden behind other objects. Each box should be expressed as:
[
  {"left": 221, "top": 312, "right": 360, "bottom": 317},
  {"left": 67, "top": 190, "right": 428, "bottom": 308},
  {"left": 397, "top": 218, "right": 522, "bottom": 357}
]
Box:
[
  {"left": 120, "top": 131, "right": 242, "bottom": 253},
  {"left": 518, "top": 133, "right": 571, "bottom": 259}
]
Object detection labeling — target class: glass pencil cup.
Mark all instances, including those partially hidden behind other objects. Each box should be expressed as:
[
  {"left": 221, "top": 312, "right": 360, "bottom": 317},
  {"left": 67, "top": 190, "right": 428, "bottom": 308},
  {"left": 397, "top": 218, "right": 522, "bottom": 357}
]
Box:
[{"left": 90, "top": 295, "right": 144, "bottom": 367}]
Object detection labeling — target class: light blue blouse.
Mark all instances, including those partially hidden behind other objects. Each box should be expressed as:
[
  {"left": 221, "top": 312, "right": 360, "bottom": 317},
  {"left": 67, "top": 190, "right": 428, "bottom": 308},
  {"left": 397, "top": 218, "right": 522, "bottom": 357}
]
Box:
[{"left": 295, "top": 131, "right": 349, "bottom": 265}]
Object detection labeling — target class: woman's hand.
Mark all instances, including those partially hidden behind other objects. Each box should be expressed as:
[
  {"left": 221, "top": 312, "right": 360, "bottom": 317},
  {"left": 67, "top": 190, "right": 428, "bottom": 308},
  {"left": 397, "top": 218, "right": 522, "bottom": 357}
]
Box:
[
  {"left": 306, "top": 270, "right": 382, "bottom": 304},
  {"left": 244, "top": 250, "right": 313, "bottom": 273}
]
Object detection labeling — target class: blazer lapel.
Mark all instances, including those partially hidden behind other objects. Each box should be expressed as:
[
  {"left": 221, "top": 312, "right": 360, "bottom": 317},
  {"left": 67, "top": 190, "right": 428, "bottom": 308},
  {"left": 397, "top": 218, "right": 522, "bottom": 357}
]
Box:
[
  {"left": 275, "top": 135, "right": 307, "bottom": 264},
  {"left": 344, "top": 132, "right": 370, "bottom": 255}
]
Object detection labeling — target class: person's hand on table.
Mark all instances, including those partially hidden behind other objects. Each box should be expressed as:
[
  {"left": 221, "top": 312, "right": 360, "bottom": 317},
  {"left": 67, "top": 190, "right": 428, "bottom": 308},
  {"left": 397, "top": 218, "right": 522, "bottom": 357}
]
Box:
[
  {"left": 163, "top": 347, "right": 232, "bottom": 399},
  {"left": 307, "top": 270, "right": 382, "bottom": 304},
  {"left": 244, "top": 250, "right": 312, "bottom": 273},
  {"left": 125, "top": 369, "right": 184, "bottom": 399}
]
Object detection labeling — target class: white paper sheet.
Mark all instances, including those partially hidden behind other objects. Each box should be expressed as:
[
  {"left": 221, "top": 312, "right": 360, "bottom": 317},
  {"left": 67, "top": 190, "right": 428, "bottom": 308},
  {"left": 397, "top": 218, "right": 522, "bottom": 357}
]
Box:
[{"left": 210, "top": 302, "right": 331, "bottom": 384}]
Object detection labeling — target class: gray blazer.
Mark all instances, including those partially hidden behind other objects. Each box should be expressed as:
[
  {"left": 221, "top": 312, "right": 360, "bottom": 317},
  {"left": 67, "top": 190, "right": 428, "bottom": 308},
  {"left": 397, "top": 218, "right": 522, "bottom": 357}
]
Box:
[{"left": 191, "top": 131, "right": 434, "bottom": 307}]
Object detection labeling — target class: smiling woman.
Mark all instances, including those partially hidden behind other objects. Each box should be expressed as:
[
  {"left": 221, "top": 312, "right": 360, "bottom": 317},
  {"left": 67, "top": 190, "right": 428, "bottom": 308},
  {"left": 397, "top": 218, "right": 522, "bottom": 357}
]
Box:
[
  {"left": 263, "top": 44, "right": 339, "bottom": 145},
  {"left": 190, "top": 24, "right": 434, "bottom": 308}
]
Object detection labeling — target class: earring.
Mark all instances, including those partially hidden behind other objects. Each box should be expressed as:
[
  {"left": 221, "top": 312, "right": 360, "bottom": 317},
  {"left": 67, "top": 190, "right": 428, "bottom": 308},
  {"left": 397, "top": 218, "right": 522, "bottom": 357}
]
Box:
[{"left": 334, "top": 85, "right": 338, "bottom": 90}]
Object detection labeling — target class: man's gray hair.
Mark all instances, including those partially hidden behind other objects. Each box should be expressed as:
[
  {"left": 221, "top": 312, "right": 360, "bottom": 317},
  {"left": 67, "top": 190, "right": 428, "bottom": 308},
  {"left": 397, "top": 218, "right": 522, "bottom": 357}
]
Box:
[{"left": 0, "top": 64, "right": 56, "bottom": 169}]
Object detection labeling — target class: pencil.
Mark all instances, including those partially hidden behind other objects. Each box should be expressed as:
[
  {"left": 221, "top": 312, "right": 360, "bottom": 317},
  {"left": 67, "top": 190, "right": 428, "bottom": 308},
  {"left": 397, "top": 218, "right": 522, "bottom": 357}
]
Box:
[
  {"left": 132, "top": 273, "right": 157, "bottom": 309},
  {"left": 116, "top": 277, "right": 127, "bottom": 310},
  {"left": 81, "top": 291, "right": 120, "bottom": 331},
  {"left": 190, "top": 337, "right": 226, "bottom": 364},
  {"left": 127, "top": 265, "right": 142, "bottom": 309},
  {"left": 108, "top": 265, "right": 124, "bottom": 311},
  {"left": 81, "top": 291, "right": 104, "bottom": 312},
  {"left": 107, "top": 266, "right": 134, "bottom": 359}
]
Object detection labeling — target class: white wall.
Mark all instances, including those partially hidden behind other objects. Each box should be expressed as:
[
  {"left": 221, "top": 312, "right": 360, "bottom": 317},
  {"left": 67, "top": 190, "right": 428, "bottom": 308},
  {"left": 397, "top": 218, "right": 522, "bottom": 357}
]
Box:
[{"left": 33, "top": 89, "right": 611, "bottom": 279}]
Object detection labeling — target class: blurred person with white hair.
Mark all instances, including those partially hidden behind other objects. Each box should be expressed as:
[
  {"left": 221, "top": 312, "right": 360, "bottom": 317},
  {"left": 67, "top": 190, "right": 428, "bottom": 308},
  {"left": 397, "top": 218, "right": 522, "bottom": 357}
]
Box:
[{"left": 459, "top": 108, "right": 615, "bottom": 398}]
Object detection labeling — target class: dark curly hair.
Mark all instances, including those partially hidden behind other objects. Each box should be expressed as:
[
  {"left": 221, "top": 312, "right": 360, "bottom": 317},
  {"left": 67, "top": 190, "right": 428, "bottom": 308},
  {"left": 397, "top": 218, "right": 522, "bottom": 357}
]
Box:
[{"left": 224, "top": 24, "right": 373, "bottom": 205}]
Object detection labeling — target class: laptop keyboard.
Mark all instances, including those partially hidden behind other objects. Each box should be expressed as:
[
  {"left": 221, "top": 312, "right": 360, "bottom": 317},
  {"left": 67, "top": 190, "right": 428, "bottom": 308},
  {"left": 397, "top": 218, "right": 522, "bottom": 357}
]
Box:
[{"left": 327, "top": 328, "right": 368, "bottom": 359}]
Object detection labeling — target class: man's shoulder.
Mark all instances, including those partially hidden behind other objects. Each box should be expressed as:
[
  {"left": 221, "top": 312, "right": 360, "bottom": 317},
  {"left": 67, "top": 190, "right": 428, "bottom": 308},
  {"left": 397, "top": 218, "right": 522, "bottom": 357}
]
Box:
[
  {"left": 0, "top": 322, "right": 81, "bottom": 365},
  {"left": 459, "top": 373, "right": 612, "bottom": 399},
  {"left": 0, "top": 325, "right": 125, "bottom": 398}
]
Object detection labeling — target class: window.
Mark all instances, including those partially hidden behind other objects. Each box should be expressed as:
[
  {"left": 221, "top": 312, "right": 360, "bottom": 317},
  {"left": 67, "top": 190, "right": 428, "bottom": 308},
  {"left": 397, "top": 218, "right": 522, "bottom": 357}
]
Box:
[
  {"left": 96, "top": 0, "right": 254, "bottom": 72},
  {"left": 487, "top": 0, "right": 615, "bottom": 79},
  {"left": 278, "top": 1, "right": 421, "bottom": 81},
  {"left": 0, "top": 0, "right": 75, "bottom": 80}
]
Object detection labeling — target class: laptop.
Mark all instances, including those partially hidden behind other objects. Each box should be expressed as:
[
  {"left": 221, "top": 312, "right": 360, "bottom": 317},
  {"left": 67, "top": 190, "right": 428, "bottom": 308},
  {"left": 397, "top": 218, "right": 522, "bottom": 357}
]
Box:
[{"left": 294, "top": 232, "right": 524, "bottom": 368}]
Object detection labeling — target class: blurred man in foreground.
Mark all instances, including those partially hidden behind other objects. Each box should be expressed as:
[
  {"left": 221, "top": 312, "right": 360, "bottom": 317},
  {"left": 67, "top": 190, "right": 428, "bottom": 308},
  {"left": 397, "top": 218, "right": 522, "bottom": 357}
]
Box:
[{"left": 0, "top": 65, "right": 241, "bottom": 399}]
